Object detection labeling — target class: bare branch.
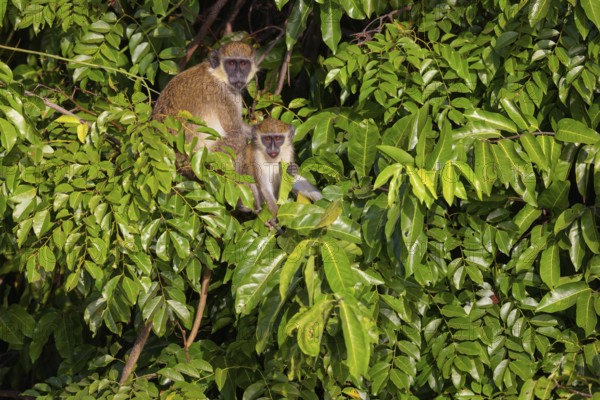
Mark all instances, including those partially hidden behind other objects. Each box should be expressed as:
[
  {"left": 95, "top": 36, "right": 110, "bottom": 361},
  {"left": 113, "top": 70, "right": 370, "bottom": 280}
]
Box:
[
  {"left": 256, "top": 27, "right": 285, "bottom": 66},
  {"left": 179, "top": 0, "right": 229, "bottom": 70},
  {"left": 184, "top": 268, "right": 212, "bottom": 360},
  {"left": 24, "top": 90, "right": 85, "bottom": 124},
  {"left": 119, "top": 321, "right": 153, "bottom": 385},
  {"left": 274, "top": 49, "right": 292, "bottom": 96}
]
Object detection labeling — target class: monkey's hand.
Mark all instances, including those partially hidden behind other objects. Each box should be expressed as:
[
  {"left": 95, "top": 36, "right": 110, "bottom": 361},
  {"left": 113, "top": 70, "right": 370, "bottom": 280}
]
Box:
[
  {"left": 286, "top": 162, "right": 299, "bottom": 177},
  {"left": 265, "top": 217, "right": 284, "bottom": 235}
]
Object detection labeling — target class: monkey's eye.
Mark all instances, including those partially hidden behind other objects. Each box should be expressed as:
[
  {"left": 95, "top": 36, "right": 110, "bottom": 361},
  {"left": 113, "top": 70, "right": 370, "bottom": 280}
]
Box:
[
  {"left": 227, "top": 60, "right": 236, "bottom": 67},
  {"left": 275, "top": 137, "right": 284, "bottom": 145},
  {"left": 240, "top": 60, "right": 247, "bottom": 67}
]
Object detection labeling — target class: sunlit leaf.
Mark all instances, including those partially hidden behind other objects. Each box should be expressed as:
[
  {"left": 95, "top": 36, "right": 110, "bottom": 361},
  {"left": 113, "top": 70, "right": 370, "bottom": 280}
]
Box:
[{"left": 536, "top": 282, "right": 590, "bottom": 313}]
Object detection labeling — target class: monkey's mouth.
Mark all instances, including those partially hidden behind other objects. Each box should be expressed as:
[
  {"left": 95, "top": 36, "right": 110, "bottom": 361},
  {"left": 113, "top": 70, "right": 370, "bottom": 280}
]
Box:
[
  {"left": 231, "top": 81, "right": 245, "bottom": 90},
  {"left": 268, "top": 152, "right": 279, "bottom": 158}
]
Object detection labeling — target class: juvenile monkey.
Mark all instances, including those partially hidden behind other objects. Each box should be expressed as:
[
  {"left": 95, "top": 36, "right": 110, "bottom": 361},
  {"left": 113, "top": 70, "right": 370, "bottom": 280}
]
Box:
[
  {"left": 240, "top": 118, "right": 322, "bottom": 218},
  {"left": 153, "top": 41, "right": 257, "bottom": 150}
]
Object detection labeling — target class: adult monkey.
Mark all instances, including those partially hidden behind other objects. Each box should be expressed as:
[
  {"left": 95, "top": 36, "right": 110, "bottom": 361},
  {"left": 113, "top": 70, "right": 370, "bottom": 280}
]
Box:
[
  {"left": 152, "top": 40, "right": 257, "bottom": 150},
  {"left": 122, "top": 40, "right": 258, "bottom": 388}
]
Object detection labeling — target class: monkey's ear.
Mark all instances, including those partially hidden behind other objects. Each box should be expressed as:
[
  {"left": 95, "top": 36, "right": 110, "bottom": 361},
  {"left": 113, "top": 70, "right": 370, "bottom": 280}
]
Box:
[
  {"left": 209, "top": 51, "right": 220, "bottom": 69},
  {"left": 288, "top": 126, "right": 295, "bottom": 141}
]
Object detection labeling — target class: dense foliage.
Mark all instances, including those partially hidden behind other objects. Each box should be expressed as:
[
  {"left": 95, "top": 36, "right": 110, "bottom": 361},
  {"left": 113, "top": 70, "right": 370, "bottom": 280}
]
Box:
[{"left": 1, "top": 0, "right": 600, "bottom": 398}]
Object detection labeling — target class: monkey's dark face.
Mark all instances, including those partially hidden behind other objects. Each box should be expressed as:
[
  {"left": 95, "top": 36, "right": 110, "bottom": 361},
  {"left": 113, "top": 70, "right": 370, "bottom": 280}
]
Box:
[
  {"left": 224, "top": 58, "right": 252, "bottom": 90},
  {"left": 261, "top": 135, "right": 286, "bottom": 159}
]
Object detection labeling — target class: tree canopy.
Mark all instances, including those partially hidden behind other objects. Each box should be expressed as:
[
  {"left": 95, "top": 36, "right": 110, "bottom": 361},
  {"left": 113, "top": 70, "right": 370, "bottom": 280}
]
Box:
[{"left": 1, "top": 0, "right": 600, "bottom": 398}]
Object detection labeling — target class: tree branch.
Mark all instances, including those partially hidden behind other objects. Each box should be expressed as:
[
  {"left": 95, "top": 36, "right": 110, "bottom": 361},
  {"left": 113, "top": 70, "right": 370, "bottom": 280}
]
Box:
[
  {"left": 22, "top": 89, "right": 122, "bottom": 148},
  {"left": 274, "top": 49, "right": 292, "bottom": 95},
  {"left": 119, "top": 321, "right": 153, "bottom": 385},
  {"left": 24, "top": 90, "right": 85, "bottom": 124},
  {"left": 184, "top": 268, "right": 212, "bottom": 361},
  {"left": 179, "top": 0, "right": 229, "bottom": 70},
  {"left": 494, "top": 131, "right": 555, "bottom": 141}
]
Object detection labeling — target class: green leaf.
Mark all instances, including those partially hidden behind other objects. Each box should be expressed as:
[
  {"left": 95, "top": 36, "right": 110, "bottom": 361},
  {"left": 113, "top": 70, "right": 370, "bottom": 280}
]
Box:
[
  {"left": 377, "top": 145, "right": 414, "bottom": 164},
  {"left": 540, "top": 244, "right": 560, "bottom": 289},
  {"left": 277, "top": 203, "right": 325, "bottom": 233},
  {"left": 32, "top": 209, "right": 52, "bottom": 238},
  {"left": 286, "top": 0, "right": 312, "bottom": 50},
  {"left": 235, "top": 236, "right": 285, "bottom": 315},
  {"left": 0, "top": 118, "right": 18, "bottom": 152},
  {"left": 496, "top": 31, "right": 519, "bottom": 52},
  {"left": 0, "top": 62, "right": 11, "bottom": 82},
  {"left": 554, "top": 203, "right": 585, "bottom": 234},
  {"left": 538, "top": 181, "right": 570, "bottom": 211},
  {"left": 580, "top": 0, "right": 600, "bottom": 31},
  {"left": 529, "top": 0, "right": 551, "bottom": 26},
  {"left": 500, "top": 98, "right": 529, "bottom": 131},
  {"left": 493, "top": 359, "right": 509, "bottom": 388},
  {"left": 338, "top": 296, "right": 370, "bottom": 379},
  {"left": 38, "top": 246, "right": 56, "bottom": 272},
  {"left": 454, "top": 122, "right": 502, "bottom": 140},
  {"left": 30, "top": 311, "right": 58, "bottom": 362},
  {"left": 536, "top": 282, "right": 590, "bottom": 313},
  {"left": 166, "top": 300, "right": 191, "bottom": 327},
  {"left": 169, "top": 231, "right": 190, "bottom": 259},
  {"left": 215, "top": 368, "right": 227, "bottom": 391},
  {"left": 464, "top": 109, "right": 518, "bottom": 133},
  {"left": 401, "top": 194, "right": 424, "bottom": 245},
  {"left": 315, "top": 200, "right": 342, "bottom": 229},
  {"left": 581, "top": 209, "right": 600, "bottom": 254},
  {"left": 152, "top": 303, "right": 168, "bottom": 336},
  {"left": 155, "top": 231, "right": 170, "bottom": 261},
  {"left": 348, "top": 119, "right": 380, "bottom": 178},
  {"left": 442, "top": 163, "right": 456, "bottom": 204},
  {"left": 88, "top": 237, "right": 107, "bottom": 265},
  {"left": 519, "top": 379, "right": 536, "bottom": 400},
  {"left": 141, "top": 219, "right": 161, "bottom": 251},
  {"left": 426, "top": 125, "right": 452, "bottom": 170},
  {"left": 520, "top": 133, "right": 549, "bottom": 171},
  {"left": 474, "top": 140, "right": 494, "bottom": 195},
  {"left": 0, "top": 308, "right": 24, "bottom": 345},
  {"left": 129, "top": 252, "right": 152, "bottom": 275},
  {"left": 576, "top": 290, "right": 597, "bottom": 336},
  {"left": 321, "top": 238, "right": 356, "bottom": 294},
  {"left": 280, "top": 240, "right": 312, "bottom": 298},
  {"left": 339, "top": 0, "right": 366, "bottom": 19},
  {"left": 556, "top": 119, "right": 600, "bottom": 145},
  {"left": 320, "top": 0, "right": 342, "bottom": 53},
  {"left": 286, "top": 297, "right": 334, "bottom": 356}
]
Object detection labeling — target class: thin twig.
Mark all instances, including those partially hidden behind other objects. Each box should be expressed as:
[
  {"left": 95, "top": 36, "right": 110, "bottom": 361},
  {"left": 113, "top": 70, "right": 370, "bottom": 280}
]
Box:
[
  {"left": 256, "top": 27, "right": 285, "bottom": 66},
  {"left": 21, "top": 89, "right": 122, "bottom": 148},
  {"left": 556, "top": 383, "right": 593, "bottom": 398},
  {"left": 24, "top": 90, "right": 85, "bottom": 124},
  {"left": 179, "top": 0, "right": 228, "bottom": 70},
  {"left": 119, "top": 321, "right": 153, "bottom": 385},
  {"left": 184, "top": 268, "right": 212, "bottom": 360},
  {"left": 494, "top": 131, "right": 555, "bottom": 141},
  {"left": 351, "top": 7, "right": 412, "bottom": 45},
  {"left": 221, "top": 0, "right": 246, "bottom": 34},
  {"left": 274, "top": 49, "right": 292, "bottom": 95}
]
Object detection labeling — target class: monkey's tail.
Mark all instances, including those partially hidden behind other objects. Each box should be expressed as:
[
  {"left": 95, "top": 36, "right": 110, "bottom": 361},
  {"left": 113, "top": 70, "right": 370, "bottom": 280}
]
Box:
[{"left": 292, "top": 176, "right": 323, "bottom": 202}]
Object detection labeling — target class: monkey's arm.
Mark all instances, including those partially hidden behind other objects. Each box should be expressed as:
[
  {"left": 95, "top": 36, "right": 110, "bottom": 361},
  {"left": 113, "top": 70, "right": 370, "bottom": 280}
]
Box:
[
  {"left": 292, "top": 177, "right": 323, "bottom": 202},
  {"left": 286, "top": 163, "right": 323, "bottom": 202},
  {"left": 258, "top": 179, "right": 279, "bottom": 217}
]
